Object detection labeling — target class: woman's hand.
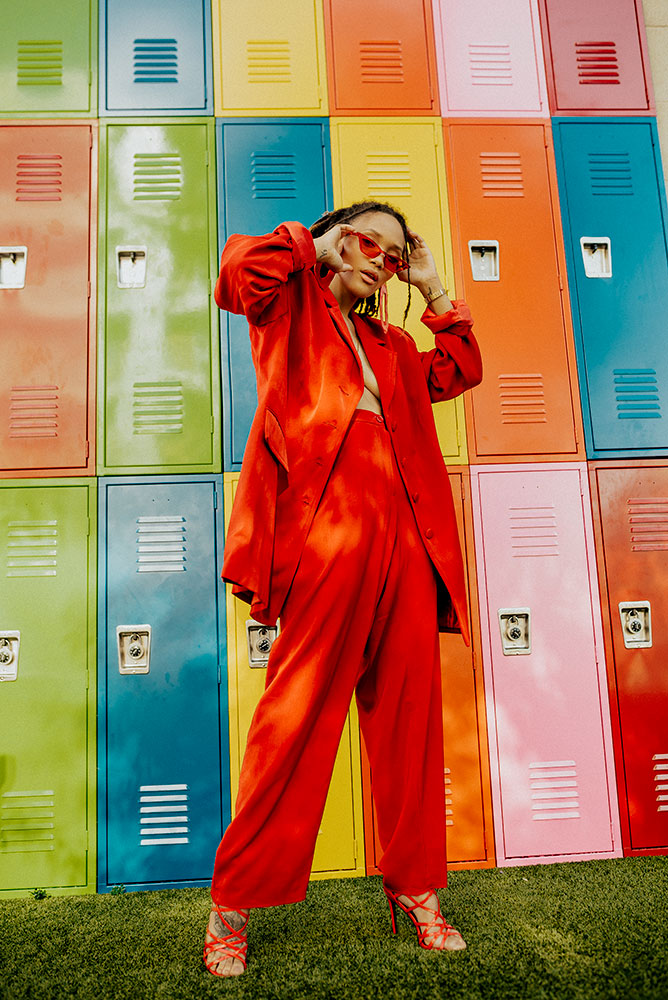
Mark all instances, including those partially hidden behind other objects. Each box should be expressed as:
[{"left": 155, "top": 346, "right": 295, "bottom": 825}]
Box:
[
  {"left": 398, "top": 229, "right": 442, "bottom": 290},
  {"left": 312, "top": 224, "right": 355, "bottom": 273}
]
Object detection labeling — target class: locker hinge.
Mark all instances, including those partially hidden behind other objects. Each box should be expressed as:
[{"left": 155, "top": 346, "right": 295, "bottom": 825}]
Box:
[
  {"left": 85, "top": 440, "right": 90, "bottom": 459},
  {"left": 205, "top": 150, "right": 209, "bottom": 166},
  {"left": 217, "top": 663, "right": 222, "bottom": 685},
  {"left": 352, "top": 839, "right": 358, "bottom": 860},
  {"left": 213, "top": 487, "right": 219, "bottom": 509},
  {"left": 471, "top": 647, "right": 477, "bottom": 672},
  {"left": 86, "top": 668, "right": 90, "bottom": 690},
  {"left": 210, "top": 415, "right": 215, "bottom": 435},
  {"left": 87, "top": 280, "right": 91, "bottom": 298},
  {"left": 456, "top": 427, "right": 461, "bottom": 447},
  {"left": 86, "top": 516, "right": 91, "bottom": 537},
  {"left": 89, "top": 70, "right": 93, "bottom": 88}
]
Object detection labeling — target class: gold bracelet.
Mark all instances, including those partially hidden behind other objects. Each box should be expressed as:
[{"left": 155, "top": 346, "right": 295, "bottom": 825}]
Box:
[{"left": 423, "top": 285, "right": 447, "bottom": 303}]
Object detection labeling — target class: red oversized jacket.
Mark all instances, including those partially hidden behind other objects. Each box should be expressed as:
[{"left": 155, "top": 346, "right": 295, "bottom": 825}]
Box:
[{"left": 215, "top": 222, "right": 482, "bottom": 643}]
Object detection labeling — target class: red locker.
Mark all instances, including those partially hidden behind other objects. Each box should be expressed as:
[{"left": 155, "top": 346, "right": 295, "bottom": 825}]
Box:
[
  {"left": 539, "top": 0, "right": 654, "bottom": 113},
  {"left": 444, "top": 121, "right": 584, "bottom": 463},
  {"left": 589, "top": 461, "right": 668, "bottom": 856},
  {"left": 0, "top": 123, "right": 96, "bottom": 477},
  {"left": 324, "top": 0, "right": 439, "bottom": 114}
]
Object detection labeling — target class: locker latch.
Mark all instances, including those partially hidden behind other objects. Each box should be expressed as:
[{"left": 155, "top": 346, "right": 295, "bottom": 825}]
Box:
[
  {"left": 117, "top": 625, "right": 152, "bottom": 674},
  {"left": 0, "top": 247, "right": 28, "bottom": 289},
  {"left": 498, "top": 609, "right": 531, "bottom": 655},
  {"left": 0, "top": 632, "right": 20, "bottom": 682},
  {"left": 580, "top": 238, "right": 612, "bottom": 278},
  {"left": 618, "top": 602, "right": 652, "bottom": 649},
  {"left": 246, "top": 620, "right": 279, "bottom": 668},
  {"left": 116, "top": 246, "right": 147, "bottom": 288},
  {"left": 468, "top": 241, "right": 499, "bottom": 281}
]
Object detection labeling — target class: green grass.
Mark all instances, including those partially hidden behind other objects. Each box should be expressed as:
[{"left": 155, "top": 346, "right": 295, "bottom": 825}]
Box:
[{"left": 1, "top": 858, "right": 667, "bottom": 1000}]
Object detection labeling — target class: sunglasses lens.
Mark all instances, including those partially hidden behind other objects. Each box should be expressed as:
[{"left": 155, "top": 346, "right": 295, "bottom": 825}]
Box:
[{"left": 353, "top": 232, "right": 407, "bottom": 273}]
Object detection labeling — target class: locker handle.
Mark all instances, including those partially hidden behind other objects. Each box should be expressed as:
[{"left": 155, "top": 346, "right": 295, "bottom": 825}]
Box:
[
  {"left": 0, "top": 247, "right": 27, "bottom": 289},
  {"left": 117, "top": 625, "right": 152, "bottom": 674},
  {"left": 497, "top": 609, "right": 531, "bottom": 655},
  {"left": 618, "top": 602, "right": 651, "bottom": 648},
  {"left": 580, "top": 237, "right": 612, "bottom": 278},
  {"left": 246, "top": 619, "right": 279, "bottom": 668},
  {"left": 0, "top": 632, "right": 20, "bottom": 682},
  {"left": 116, "top": 246, "right": 147, "bottom": 288},
  {"left": 468, "top": 241, "right": 499, "bottom": 281}
]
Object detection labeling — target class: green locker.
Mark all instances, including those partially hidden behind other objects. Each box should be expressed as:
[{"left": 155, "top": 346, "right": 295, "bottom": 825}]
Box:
[
  {"left": 0, "top": 479, "right": 96, "bottom": 897},
  {"left": 98, "top": 119, "right": 220, "bottom": 474}
]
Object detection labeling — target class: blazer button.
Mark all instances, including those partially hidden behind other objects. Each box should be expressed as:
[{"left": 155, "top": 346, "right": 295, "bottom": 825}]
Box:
[
  {"left": 412, "top": 492, "right": 420, "bottom": 503},
  {"left": 425, "top": 528, "right": 434, "bottom": 539}
]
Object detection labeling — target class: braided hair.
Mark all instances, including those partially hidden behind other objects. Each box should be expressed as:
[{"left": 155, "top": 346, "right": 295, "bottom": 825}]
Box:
[{"left": 310, "top": 201, "right": 412, "bottom": 327}]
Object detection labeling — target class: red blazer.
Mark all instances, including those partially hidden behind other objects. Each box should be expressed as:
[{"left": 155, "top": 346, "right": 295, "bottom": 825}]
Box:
[{"left": 215, "top": 222, "right": 482, "bottom": 643}]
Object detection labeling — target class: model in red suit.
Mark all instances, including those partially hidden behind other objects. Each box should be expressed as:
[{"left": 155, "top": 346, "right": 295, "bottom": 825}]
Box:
[{"left": 204, "top": 202, "right": 482, "bottom": 977}]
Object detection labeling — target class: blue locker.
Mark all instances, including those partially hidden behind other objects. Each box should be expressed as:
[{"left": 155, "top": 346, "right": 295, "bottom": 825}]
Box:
[
  {"left": 217, "top": 119, "right": 332, "bottom": 470},
  {"left": 97, "top": 475, "right": 229, "bottom": 891},
  {"left": 553, "top": 118, "right": 668, "bottom": 458},
  {"left": 100, "top": 0, "right": 212, "bottom": 114}
]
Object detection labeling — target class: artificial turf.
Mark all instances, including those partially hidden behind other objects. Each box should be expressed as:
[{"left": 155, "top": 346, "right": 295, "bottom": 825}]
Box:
[{"left": 1, "top": 858, "right": 667, "bottom": 1000}]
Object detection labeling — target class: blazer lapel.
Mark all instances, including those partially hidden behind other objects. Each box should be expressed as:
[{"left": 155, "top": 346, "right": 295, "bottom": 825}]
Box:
[{"left": 354, "top": 314, "right": 397, "bottom": 410}]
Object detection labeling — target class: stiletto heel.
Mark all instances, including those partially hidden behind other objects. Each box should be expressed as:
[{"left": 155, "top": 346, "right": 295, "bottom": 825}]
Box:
[
  {"left": 388, "top": 896, "right": 398, "bottom": 935},
  {"left": 384, "top": 888, "right": 466, "bottom": 952}
]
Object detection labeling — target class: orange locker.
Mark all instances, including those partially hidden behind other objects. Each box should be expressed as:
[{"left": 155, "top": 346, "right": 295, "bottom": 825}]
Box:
[
  {"left": 323, "top": 0, "right": 438, "bottom": 115},
  {"left": 362, "top": 470, "right": 495, "bottom": 874},
  {"left": 0, "top": 122, "right": 96, "bottom": 477},
  {"left": 443, "top": 121, "right": 584, "bottom": 463}
]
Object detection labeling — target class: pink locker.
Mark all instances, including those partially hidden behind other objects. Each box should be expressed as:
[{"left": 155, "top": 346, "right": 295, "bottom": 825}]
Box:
[
  {"left": 539, "top": 0, "right": 654, "bottom": 113},
  {"left": 432, "top": 0, "right": 549, "bottom": 117},
  {"left": 471, "top": 463, "right": 622, "bottom": 864}
]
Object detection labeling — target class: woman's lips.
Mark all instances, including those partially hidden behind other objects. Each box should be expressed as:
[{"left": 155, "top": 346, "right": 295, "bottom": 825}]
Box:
[{"left": 360, "top": 269, "right": 378, "bottom": 285}]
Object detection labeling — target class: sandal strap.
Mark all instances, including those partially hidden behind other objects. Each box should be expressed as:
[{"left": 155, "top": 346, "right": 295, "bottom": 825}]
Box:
[
  {"left": 386, "top": 888, "right": 461, "bottom": 949},
  {"left": 203, "top": 906, "right": 249, "bottom": 972}
]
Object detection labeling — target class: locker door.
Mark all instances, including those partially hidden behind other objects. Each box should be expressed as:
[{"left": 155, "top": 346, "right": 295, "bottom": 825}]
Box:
[
  {"left": 102, "top": 0, "right": 210, "bottom": 113},
  {"left": 218, "top": 120, "right": 331, "bottom": 471},
  {"left": 434, "top": 0, "right": 548, "bottom": 116},
  {"left": 445, "top": 123, "right": 581, "bottom": 461},
  {"left": 330, "top": 118, "right": 465, "bottom": 463},
  {"left": 554, "top": 119, "right": 668, "bottom": 458},
  {"left": 593, "top": 464, "right": 668, "bottom": 853},
  {"left": 541, "top": 0, "right": 651, "bottom": 111},
  {"left": 325, "top": 0, "right": 437, "bottom": 114},
  {"left": 0, "top": 482, "right": 94, "bottom": 895},
  {"left": 472, "top": 464, "right": 620, "bottom": 863},
  {"left": 0, "top": 125, "right": 93, "bottom": 476},
  {"left": 101, "top": 477, "right": 226, "bottom": 889},
  {"left": 100, "top": 121, "right": 219, "bottom": 474}
]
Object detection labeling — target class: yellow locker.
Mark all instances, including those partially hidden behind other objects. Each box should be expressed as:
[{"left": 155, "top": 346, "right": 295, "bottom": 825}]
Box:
[
  {"left": 330, "top": 117, "right": 467, "bottom": 464},
  {"left": 642, "top": 0, "right": 668, "bottom": 186},
  {"left": 212, "top": 0, "right": 328, "bottom": 115},
  {"left": 223, "top": 474, "right": 366, "bottom": 880}
]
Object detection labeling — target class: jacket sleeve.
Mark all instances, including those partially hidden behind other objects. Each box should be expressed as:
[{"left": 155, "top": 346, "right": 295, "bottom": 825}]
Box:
[
  {"left": 418, "top": 300, "right": 483, "bottom": 401},
  {"left": 214, "top": 221, "right": 317, "bottom": 326}
]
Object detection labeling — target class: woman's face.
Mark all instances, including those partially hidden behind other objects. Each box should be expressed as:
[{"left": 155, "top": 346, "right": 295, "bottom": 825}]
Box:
[{"left": 336, "top": 210, "right": 406, "bottom": 302}]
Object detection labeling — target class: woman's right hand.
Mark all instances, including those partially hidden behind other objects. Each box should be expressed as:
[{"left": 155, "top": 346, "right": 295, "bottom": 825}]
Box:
[{"left": 312, "top": 224, "right": 355, "bottom": 273}]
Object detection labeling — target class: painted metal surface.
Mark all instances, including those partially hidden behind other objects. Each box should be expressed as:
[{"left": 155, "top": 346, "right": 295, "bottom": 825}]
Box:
[{"left": 642, "top": 0, "right": 668, "bottom": 186}]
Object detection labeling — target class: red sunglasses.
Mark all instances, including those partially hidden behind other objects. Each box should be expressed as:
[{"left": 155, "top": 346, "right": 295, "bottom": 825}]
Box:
[{"left": 348, "top": 231, "right": 409, "bottom": 274}]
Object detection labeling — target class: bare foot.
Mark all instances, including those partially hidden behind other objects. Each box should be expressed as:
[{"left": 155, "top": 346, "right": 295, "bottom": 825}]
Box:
[
  {"left": 204, "top": 906, "right": 249, "bottom": 977},
  {"left": 397, "top": 891, "right": 466, "bottom": 951}
]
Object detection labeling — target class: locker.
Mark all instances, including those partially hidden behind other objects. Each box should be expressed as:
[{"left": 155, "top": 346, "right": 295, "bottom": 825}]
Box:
[
  {"left": 330, "top": 117, "right": 466, "bottom": 464},
  {"left": 217, "top": 119, "right": 332, "bottom": 471},
  {"left": 98, "top": 120, "right": 220, "bottom": 475},
  {"left": 642, "top": 0, "right": 668, "bottom": 187},
  {"left": 443, "top": 121, "right": 583, "bottom": 462},
  {"left": 553, "top": 118, "right": 668, "bottom": 459},
  {"left": 471, "top": 464, "right": 622, "bottom": 864},
  {"left": 97, "top": 475, "right": 229, "bottom": 891},
  {"left": 223, "top": 474, "right": 366, "bottom": 880},
  {"left": 0, "top": 479, "right": 96, "bottom": 898},
  {"left": 0, "top": 0, "right": 96, "bottom": 117},
  {"left": 589, "top": 461, "right": 668, "bottom": 856},
  {"left": 213, "top": 0, "right": 328, "bottom": 116},
  {"left": 433, "top": 0, "right": 549, "bottom": 117},
  {"left": 0, "top": 123, "right": 96, "bottom": 477},
  {"left": 539, "top": 0, "right": 653, "bottom": 113},
  {"left": 100, "top": 0, "right": 212, "bottom": 114},
  {"left": 362, "top": 470, "right": 495, "bottom": 873},
  {"left": 324, "top": 0, "right": 438, "bottom": 115}
]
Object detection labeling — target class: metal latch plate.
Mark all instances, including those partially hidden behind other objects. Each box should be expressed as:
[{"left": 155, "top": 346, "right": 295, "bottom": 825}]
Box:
[
  {"left": 246, "top": 620, "right": 279, "bottom": 667},
  {"left": 498, "top": 608, "right": 531, "bottom": 655},
  {"left": 618, "top": 602, "right": 651, "bottom": 648},
  {"left": 0, "top": 632, "right": 20, "bottom": 682},
  {"left": 117, "top": 625, "right": 152, "bottom": 674}
]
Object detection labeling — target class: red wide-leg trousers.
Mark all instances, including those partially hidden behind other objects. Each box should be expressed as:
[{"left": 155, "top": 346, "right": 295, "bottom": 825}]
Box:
[{"left": 211, "top": 410, "right": 448, "bottom": 908}]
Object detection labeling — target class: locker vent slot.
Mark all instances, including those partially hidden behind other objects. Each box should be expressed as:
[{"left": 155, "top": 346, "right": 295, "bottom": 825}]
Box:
[
  {"left": 139, "top": 784, "right": 189, "bottom": 845},
  {"left": 17, "top": 40, "right": 63, "bottom": 87},
  {"left": 6, "top": 521, "right": 58, "bottom": 578},
  {"left": 0, "top": 790, "right": 55, "bottom": 852},
  {"left": 366, "top": 153, "right": 411, "bottom": 197},
  {"left": 588, "top": 153, "right": 633, "bottom": 196},
  {"left": 627, "top": 497, "right": 668, "bottom": 551},
  {"left": 359, "top": 41, "right": 404, "bottom": 83},
  {"left": 509, "top": 506, "right": 559, "bottom": 558},
  {"left": 133, "top": 381, "right": 184, "bottom": 434},
  {"left": 530, "top": 761, "right": 580, "bottom": 820},
  {"left": 654, "top": 755, "right": 668, "bottom": 813},
  {"left": 136, "top": 516, "right": 187, "bottom": 574},
  {"left": 250, "top": 152, "right": 297, "bottom": 199},
  {"left": 480, "top": 153, "right": 523, "bottom": 197},
  {"left": 468, "top": 43, "right": 512, "bottom": 86},
  {"left": 133, "top": 154, "right": 182, "bottom": 201},
  {"left": 498, "top": 374, "right": 547, "bottom": 424},
  {"left": 614, "top": 369, "right": 661, "bottom": 420},
  {"left": 444, "top": 768, "right": 453, "bottom": 827},
  {"left": 16, "top": 155, "right": 63, "bottom": 202},
  {"left": 9, "top": 385, "right": 59, "bottom": 438},
  {"left": 133, "top": 38, "right": 178, "bottom": 84},
  {"left": 575, "top": 41, "right": 620, "bottom": 86},
  {"left": 246, "top": 41, "right": 291, "bottom": 83}
]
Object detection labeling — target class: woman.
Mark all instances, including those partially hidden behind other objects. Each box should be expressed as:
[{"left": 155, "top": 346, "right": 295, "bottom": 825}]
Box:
[{"left": 204, "top": 201, "right": 482, "bottom": 977}]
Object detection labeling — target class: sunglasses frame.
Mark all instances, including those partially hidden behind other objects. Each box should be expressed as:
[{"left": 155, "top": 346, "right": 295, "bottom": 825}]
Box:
[{"left": 347, "top": 231, "right": 409, "bottom": 274}]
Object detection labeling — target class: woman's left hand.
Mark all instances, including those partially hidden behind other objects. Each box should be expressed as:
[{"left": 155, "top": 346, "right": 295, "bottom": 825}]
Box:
[{"left": 397, "top": 229, "right": 443, "bottom": 291}]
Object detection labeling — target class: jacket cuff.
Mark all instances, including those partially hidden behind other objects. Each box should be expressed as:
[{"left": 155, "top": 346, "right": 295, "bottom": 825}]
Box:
[
  {"left": 281, "top": 221, "right": 317, "bottom": 272},
  {"left": 420, "top": 298, "right": 473, "bottom": 336}
]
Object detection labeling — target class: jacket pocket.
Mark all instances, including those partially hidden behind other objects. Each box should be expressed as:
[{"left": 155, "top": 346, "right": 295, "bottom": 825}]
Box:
[{"left": 264, "top": 408, "right": 289, "bottom": 473}]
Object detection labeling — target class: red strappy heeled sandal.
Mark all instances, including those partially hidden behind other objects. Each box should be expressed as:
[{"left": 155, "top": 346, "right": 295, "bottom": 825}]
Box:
[
  {"left": 203, "top": 905, "right": 249, "bottom": 977},
  {"left": 384, "top": 888, "right": 466, "bottom": 952}
]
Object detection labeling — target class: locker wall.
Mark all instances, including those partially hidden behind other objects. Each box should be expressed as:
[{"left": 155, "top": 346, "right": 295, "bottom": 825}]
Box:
[{"left": 642, "top": 0, "right": 668, "bottom": 186}]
